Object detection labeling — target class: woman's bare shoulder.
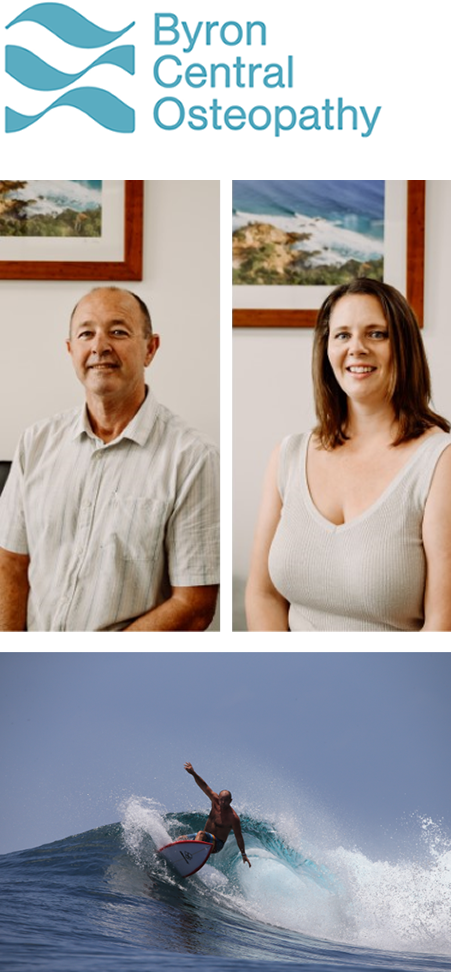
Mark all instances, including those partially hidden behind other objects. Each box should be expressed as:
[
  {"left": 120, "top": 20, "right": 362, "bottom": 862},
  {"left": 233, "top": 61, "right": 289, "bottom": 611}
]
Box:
[
  {"left": 431, "top": 434, "right": 451, "bottom": 478},
  {"left": 423, "top": 434, "right": 451, "bottom": 516},
  {"left": 267, "top": 433, "right": 305, "bottom": 471},
  {"left": 262, "top": 432, "right": 309, "bottom": 500}
]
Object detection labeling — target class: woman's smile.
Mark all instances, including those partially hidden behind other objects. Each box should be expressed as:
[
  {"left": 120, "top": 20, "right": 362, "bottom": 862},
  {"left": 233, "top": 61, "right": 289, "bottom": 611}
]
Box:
[{"left": 345, "top": 364, "right": 378, "bottom": 381}]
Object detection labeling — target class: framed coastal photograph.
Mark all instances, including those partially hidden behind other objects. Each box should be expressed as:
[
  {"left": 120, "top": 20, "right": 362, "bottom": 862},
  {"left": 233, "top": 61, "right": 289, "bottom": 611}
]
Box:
[
  {"left": 232, "top": 181, "right": 425, "bottom": 327},
  {"left": 0, "top": 180, "right": 143, "bottom": 279}
]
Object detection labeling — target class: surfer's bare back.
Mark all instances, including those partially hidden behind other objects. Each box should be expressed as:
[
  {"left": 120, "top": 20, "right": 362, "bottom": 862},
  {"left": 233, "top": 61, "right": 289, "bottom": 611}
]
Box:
[{"left": 184, "top": 762, "right": 251, "bottom": 867}]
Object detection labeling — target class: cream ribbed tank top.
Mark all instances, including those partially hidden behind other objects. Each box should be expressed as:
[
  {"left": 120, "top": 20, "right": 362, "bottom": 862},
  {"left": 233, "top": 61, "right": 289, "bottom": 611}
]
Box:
[{"left": 268, "top": 431, "right": 451, "bottom": 631}]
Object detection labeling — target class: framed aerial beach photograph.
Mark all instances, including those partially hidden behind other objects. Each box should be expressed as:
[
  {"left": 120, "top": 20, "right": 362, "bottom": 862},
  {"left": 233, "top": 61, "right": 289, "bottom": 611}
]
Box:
[
  {"left": 0, "top": 180, "right": 143, "bottom": 280},
  {"left": 232, "top": 181, "right": 425, "bottom": 327}
]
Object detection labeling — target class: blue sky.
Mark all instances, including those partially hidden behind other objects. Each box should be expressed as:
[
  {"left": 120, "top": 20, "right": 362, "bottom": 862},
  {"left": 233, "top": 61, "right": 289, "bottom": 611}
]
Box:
[{"left": 1, "top": 652, "right": 450, "bottom": 857}]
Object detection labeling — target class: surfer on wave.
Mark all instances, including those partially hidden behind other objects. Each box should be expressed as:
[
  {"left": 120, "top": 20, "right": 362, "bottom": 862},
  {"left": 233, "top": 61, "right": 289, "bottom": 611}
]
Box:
[{"left": 183, "top": 762, "right": 251, "bottom": 867}]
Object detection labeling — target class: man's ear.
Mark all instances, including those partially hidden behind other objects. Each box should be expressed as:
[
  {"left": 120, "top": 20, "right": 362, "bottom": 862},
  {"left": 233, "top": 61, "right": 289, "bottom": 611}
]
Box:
[{"left": 145, "top": 333, "right": 160, "bottom": 367}]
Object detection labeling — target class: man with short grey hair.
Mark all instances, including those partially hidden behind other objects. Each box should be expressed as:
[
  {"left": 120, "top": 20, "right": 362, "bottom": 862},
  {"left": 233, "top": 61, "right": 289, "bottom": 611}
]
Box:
[
  {"left": 183, "top": 762, "right": 251, "bottom": 866},
  {"left": 0, "top": 287, "right": 219, "bottom": 631}
]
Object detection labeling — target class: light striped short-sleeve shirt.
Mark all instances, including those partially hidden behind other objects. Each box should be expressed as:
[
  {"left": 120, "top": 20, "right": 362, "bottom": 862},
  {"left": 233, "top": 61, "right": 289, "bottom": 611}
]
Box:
[{"left": 0, "top": 388, "right": 219, "bottom": 631}]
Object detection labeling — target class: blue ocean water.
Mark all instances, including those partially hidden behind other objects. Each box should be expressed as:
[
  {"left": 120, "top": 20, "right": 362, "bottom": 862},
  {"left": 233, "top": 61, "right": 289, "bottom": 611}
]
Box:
[
  {"left": 73, "top": 182, "right": 103, "bottom": 191},
  {"left": 233, "top": 181, "right": 384, "bottom": 229},
  {"left": 232, "top": 181, "right": 384, "bottom": 267},
  {"left": 1, "top": 798, "right": 450, "bottom": 972}
]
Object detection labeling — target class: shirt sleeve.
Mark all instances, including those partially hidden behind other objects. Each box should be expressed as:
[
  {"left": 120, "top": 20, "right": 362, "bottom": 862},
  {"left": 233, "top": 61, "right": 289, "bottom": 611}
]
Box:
[
  {"left": 165, "top": 441, "right": 220, "bottom": 587},
  {"left": 0, "top": 438, "right": 29, "bottom": 555}
]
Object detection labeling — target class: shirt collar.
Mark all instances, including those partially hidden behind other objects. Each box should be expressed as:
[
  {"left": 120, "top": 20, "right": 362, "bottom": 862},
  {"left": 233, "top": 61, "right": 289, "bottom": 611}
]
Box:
[{"left": 71, "top": 386, "right": 159, "bottom": 447}]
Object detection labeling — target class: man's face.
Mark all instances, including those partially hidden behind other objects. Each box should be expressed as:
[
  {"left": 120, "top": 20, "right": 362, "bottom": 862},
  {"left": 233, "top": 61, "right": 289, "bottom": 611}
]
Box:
[
  {"left": 67, "top": 290, "right": 159, "bottom": 402},
  {"left": 219, "top": 790, "right": 231, "bottom": 808}
]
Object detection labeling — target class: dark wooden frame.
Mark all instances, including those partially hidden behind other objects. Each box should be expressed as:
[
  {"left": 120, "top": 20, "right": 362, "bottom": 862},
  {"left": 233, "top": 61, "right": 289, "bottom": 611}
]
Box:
[
  {"left": 0, "top": 180, "right": 144, "bottom": 281},
  {"left": 233, "top": 181, "right": 425, "bottom": 328}
]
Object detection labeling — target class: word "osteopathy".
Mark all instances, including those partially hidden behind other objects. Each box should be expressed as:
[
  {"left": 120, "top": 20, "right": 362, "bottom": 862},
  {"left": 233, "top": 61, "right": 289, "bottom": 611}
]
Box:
[{"left": 153, "top": 14, "right": 382, "bottom": 138}]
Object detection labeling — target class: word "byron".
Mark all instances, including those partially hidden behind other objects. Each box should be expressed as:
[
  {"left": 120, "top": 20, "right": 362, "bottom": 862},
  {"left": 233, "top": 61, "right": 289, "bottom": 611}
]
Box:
[{"left": 154, "top": 14, "right": 266, "bottom": 54}]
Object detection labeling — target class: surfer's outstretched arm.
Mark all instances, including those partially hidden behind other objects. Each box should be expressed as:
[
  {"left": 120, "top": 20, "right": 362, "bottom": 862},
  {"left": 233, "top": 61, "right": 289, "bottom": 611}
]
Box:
[
  {"left": 232, "top": 816, "right": 252, "bottom": 868},
  {"left": 184, "top": 762, "right": 216, "bottom": 801}
]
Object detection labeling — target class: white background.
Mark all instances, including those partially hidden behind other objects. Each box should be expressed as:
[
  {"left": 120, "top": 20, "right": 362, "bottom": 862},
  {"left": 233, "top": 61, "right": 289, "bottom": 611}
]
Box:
[{"left": 1, "top": 0, "right": 446, "bottom": 176}]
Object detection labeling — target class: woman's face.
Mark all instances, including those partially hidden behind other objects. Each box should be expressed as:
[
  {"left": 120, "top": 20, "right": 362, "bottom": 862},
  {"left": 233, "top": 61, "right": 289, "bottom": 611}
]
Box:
[{"left": 327, "top": 294, "right": 393, "bottom": 406}]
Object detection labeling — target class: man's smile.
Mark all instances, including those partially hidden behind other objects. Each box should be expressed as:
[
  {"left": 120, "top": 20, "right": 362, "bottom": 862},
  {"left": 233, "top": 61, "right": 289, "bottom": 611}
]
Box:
[{"left": 88, "top": 362, "right": 119, "bottom": 369}]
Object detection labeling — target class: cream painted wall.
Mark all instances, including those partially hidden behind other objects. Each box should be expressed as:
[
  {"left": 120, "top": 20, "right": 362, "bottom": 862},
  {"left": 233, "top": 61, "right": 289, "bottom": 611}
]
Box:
[
  {"left": 0, "top": 180, "right": 219, "bottom": 457},
  {"left": 233, "top": 180, "right": 451, "bottom": 585}
]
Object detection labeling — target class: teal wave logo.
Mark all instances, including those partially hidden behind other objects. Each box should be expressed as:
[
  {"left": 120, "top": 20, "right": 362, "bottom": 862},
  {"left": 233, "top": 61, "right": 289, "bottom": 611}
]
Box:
[
  {"left": 6, "top": 87, "right": 134, "bottom": 132},
  {"left": 6, "top": 3, "right": 135, "bottom": 48},
  {"left": 5, "top": 3, "right": 135, "bottom": 133},
  {"left": 6, "top": 45, "right": 134, "bottom": 90}
]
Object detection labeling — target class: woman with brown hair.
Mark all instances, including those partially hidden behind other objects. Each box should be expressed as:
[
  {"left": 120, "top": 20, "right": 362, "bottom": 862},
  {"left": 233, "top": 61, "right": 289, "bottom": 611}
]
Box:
[{"left": 245, "top": 278, "right": 451, "bottom": 631}]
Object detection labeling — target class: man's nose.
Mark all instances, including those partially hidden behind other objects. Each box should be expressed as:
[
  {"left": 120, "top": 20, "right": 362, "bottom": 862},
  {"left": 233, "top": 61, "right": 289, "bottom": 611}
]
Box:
[{"left": 92, "top": 333, "right": 112, "bottom": 355}]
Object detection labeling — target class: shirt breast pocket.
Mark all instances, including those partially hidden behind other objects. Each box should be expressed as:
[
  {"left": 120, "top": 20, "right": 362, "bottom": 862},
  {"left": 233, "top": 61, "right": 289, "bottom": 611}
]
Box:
[{"left": 104, "top": 494, "right": 169, "bottom": 563}]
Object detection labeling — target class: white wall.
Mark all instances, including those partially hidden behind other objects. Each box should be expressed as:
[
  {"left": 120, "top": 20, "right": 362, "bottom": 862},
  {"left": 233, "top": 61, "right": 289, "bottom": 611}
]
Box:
[
  {"left": 233, "top": 180, "right": 451, "bottom": 582},
  {"left": 0, "top": 180, "right": 219, "bottom": 457}
]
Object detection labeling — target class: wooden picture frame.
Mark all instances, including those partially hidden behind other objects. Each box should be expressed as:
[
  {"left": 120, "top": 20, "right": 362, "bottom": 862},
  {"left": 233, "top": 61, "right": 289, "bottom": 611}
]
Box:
[
  {"left": 233, "top": 181, "right": 425, "bottom": 328},
  {"left": 0, "top": 180, "right": 143, "bottom": 281}
]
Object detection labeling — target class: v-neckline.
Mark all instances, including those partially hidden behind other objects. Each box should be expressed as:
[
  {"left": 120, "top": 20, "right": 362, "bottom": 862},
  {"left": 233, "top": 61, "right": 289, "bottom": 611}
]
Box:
[{"left": 302, "top": 430, "right": 447, "bottom": 532}]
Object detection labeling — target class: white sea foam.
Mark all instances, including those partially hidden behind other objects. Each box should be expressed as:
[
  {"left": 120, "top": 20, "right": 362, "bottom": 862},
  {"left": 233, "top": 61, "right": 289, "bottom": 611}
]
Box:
[
  {"left": 120, "top": 795, "right": 171, "bottom": 865},
  {"left": 233, "top": 209, "right": 383, "bottom": 266},
  {"left": 325, "top": 842, "right": 451, "bottom": 952},
  {"left": 230, "top": 813, "right": 451, "bottom": 955},
  {"left": 198, "top": 863, "right": 228, "bottom": 888},
  {"left": 7, "top": 180, "right": 102, "bottom": 216}
]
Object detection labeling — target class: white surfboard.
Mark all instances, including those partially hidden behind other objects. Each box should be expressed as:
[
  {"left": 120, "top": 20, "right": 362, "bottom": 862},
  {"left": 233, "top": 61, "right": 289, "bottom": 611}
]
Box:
[{"left": 158, "top": 839, "right": 213, "bottom": 877}]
